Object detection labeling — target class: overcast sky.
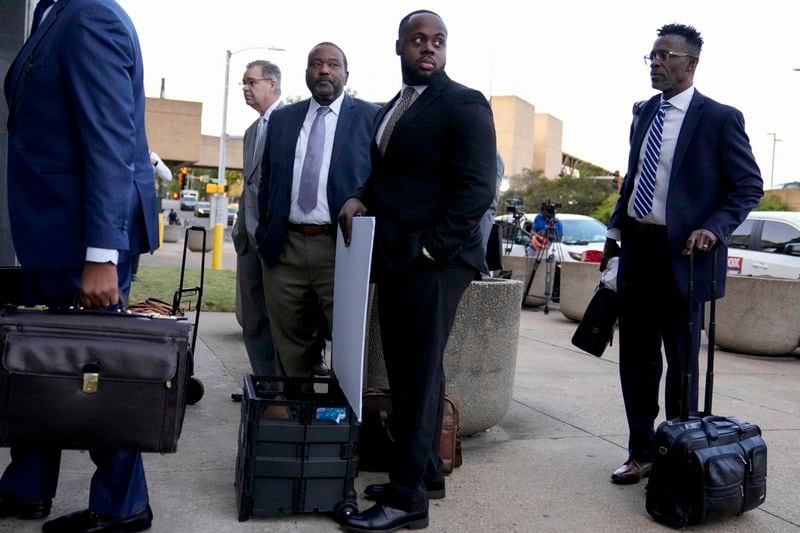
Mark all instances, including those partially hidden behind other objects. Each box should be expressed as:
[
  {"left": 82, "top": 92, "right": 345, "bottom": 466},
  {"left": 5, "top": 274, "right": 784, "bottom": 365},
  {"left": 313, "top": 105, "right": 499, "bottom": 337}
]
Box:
[{"left": 118, "top": 0, "right": 799, "bottom": 187}]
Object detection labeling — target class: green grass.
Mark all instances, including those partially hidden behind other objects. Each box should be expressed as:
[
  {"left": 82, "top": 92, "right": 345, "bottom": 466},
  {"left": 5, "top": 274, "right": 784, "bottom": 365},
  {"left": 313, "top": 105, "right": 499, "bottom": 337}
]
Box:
[{"left": 130, "top": 265, "right": 237, "bottom": 312}]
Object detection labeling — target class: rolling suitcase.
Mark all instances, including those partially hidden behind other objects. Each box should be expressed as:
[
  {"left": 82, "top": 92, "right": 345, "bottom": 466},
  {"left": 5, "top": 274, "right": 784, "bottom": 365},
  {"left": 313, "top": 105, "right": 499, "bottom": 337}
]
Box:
[{"left": 645, "top": 250, "right": 767, "bottom": 527}]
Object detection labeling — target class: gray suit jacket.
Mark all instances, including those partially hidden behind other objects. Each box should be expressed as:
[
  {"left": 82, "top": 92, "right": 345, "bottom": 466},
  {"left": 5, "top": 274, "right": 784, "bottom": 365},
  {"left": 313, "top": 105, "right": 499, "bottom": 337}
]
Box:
[{"left": 233, "top": 103, "right": 283, "bottom": 254}]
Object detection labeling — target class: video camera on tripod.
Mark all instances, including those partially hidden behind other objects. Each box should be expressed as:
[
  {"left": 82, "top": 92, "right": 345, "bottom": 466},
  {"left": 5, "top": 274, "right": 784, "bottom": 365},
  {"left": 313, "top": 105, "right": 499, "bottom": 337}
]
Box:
[
  {"left": 502, "top": 198, "right": 526, "bottom": 256},
  {"left": 524, "top": 199, "right": 563, "bottom": 314},
  {"left": 539, "top": 199, "right": 561, "bottom": 225},
  {"left": 506, "top": 198, "right": 524, "bottom": 219}
]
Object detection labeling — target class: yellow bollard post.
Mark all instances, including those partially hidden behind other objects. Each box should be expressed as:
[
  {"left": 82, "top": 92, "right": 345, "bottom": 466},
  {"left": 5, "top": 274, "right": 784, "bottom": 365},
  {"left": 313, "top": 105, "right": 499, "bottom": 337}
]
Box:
[
  {"left": 158, "top": 211, "right": 164, "bottom": 247},
  {"left": 212, "top": 222, "right": 224, "bottom": 270}
]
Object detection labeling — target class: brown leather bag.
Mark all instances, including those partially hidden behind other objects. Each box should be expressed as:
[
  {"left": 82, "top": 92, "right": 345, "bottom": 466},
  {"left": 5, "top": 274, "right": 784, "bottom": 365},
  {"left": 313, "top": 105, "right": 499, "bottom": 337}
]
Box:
[{"left": 360, "top": 388, "right": 462, "bottom": 474}]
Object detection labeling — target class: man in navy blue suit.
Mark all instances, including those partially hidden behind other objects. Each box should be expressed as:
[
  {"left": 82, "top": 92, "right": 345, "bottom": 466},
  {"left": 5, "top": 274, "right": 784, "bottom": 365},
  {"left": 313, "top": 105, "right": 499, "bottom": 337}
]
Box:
[
  {"left": 1, "top": 0, "right": 157, "bottom": 531},
  {"left": 602, "top": 23, "right": 763, "bottom": 485},
  {"left": 256, "top": 43, "right": 378, "bottom": 378}
]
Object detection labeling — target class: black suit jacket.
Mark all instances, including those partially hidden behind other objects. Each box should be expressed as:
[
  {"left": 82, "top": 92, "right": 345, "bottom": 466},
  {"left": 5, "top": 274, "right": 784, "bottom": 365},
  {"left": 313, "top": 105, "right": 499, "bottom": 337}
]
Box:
[
  {"left": 609, "top": 90, "right": 763, "bottom": 302},
  {"left": 355, "top": 73, "right": 496, "bottom": 274},
  {"left": 256, "top": 95, "right": 379, "bottom": 267}
]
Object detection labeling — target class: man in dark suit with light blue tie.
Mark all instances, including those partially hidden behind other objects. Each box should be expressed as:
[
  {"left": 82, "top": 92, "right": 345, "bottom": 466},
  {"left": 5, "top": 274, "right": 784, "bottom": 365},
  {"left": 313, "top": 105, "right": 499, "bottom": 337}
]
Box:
[
  {"left": 1, "top": 0, "right": 158, "bottom": 531},
  {"left": 256, "top": 42, "right": 378, "bottom": 378},
  {"left": 339, "top": 11, "right": 496, "bottom": 531},
  {"left": 602, "top": 23, "right": 763, "bottom": 485}
]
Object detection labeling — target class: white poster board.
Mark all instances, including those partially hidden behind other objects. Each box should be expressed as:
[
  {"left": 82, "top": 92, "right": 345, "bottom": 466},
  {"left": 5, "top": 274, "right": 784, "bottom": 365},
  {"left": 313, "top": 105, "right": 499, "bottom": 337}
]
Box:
[{"left": 331, "top": 216, "right": 375, "bottom": 421}]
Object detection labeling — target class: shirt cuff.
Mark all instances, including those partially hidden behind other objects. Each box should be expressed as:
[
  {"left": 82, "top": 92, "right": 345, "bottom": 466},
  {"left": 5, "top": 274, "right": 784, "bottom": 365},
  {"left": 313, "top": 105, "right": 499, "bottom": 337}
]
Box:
[
  {"left": 606, "top": 228, "right": 621, "bottom": 241},
  {"left": 86, "top": 248, "right": 119, "bottom": 265},
  {"left": 421, "top": 246, "right": 435, "bottom": 262}
]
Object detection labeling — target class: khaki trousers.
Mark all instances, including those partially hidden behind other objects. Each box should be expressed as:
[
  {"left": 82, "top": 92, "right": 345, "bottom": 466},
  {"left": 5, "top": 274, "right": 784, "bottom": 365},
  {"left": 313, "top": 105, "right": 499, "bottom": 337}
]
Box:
[{"left": 262, "top": 231, "right": 335, "bottom": 377}]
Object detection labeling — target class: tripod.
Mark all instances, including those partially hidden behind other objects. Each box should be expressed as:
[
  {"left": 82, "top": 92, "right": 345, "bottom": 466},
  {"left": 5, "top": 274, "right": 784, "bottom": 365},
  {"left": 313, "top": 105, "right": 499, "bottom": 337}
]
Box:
[
  {"left": 522, "top": 217, "right": 563, "bottom": 314},
  {"left": 503, "top": 211, "right": 527, "bottom": 255}
]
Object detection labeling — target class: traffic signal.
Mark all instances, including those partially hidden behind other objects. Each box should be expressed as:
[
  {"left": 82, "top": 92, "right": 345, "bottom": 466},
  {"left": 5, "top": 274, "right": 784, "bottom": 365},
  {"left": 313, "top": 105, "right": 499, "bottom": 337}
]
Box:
[
  {"left": 178, "top": 167, "right": 190, "bottom": 189},
  {"left": 172, "top": 191, "right": 179, "bottom": 200}
]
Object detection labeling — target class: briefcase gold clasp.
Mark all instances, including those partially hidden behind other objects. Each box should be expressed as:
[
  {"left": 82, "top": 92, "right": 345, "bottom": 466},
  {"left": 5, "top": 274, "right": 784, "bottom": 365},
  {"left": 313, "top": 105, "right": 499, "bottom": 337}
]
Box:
[{"left": 82, "top": 373, "right": 99, "bottom": 394}]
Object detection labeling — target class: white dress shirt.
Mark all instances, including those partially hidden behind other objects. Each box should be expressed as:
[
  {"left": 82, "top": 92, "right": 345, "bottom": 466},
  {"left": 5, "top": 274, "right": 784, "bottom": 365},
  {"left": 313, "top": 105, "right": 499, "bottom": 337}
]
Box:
[
  {"left": 289, "top": 93, "right": 345, "bottom": 224},
  {"left": 608, "top": 86, "right": 694, "bottom": 241}
]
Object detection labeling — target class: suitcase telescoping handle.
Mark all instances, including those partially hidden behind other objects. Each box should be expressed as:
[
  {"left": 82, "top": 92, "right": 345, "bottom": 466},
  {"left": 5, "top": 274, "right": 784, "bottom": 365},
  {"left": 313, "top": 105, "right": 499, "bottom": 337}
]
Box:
[{"left": 681, "top": 248, "right": 717, "bottom": 421}]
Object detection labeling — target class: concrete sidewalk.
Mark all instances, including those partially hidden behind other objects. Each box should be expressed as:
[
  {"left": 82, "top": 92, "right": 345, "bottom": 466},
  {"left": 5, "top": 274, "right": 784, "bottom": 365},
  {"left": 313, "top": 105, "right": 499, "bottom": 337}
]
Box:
[{"left": 1, "top": 305, "right": 799, "bottom": 532}]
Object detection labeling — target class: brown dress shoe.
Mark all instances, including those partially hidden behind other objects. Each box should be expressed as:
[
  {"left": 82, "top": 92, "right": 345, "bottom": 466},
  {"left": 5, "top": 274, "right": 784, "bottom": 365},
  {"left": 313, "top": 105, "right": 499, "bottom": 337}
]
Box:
[
  {"left": 313, "top": 360, "right": 331, "bottom": 376},
  {"left": 611, "top": 458, "right": 653, "bottom": 485}
]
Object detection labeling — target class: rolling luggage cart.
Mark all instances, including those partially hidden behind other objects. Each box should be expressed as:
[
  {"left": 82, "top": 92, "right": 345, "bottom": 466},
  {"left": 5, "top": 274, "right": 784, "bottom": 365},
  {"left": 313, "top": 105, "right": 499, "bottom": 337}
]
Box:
[
  {"left": 171, "top": 226, "right": 207, "bottom": 405},
  {"left": 235, "top": 374, "right": 360, "bottom": 523}
]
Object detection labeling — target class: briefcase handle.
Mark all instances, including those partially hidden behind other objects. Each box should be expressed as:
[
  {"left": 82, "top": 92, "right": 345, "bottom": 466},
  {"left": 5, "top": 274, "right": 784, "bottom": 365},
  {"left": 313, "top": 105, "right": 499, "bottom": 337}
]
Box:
[{"left": 700, "top": 415, "right": 747, "bottom": 441}]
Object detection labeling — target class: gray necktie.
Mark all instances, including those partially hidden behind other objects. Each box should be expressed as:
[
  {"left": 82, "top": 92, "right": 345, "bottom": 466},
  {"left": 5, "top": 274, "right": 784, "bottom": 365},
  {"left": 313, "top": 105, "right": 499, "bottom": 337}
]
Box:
[
  {"left": 379, "top": 87, "right": 416, "bottom": 155},
  {"left": 252, "top": 116, "right": 267, "bottom": 167},
  {"left": 298, "top": 106, "right": 331, "bottom": 214}
]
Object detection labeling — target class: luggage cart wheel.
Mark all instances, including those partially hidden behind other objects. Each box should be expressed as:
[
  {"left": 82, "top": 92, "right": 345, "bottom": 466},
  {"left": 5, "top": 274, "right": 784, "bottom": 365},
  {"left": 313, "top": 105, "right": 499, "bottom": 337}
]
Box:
[
  {"left": 186, "top": 376, "right": 205, "bottom": 405},
  {"left": 334, "top": 500, "right": 358, "bottom": 522}
]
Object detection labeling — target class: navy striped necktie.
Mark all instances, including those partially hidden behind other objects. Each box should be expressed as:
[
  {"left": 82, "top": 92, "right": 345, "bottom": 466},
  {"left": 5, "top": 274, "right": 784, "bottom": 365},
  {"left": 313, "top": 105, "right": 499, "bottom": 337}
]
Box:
[
  {"left": 633, "top": 100, "right": 671, "bottom": 218},
  {"left": 30, "top": 0, "right": 55, "bottom": 35}
]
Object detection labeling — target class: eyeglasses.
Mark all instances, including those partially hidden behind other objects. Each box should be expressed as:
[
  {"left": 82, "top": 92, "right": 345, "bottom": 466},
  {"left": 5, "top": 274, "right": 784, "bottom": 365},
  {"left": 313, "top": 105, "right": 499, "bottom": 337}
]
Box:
[
  {"left": 643, "top": 50, "right": 695, "bottom": 66},
  {"left": 239, "top": 78, "right": 273, "bottom": 87}
]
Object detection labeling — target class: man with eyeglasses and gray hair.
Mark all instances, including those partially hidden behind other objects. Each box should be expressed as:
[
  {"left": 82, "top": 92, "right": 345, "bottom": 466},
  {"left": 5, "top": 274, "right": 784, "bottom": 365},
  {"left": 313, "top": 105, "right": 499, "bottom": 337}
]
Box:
[
  {"left": 231, "top": 60, "right": 283, "bottom": 381},
  {"left": 601, "top": 23, "right": 762, "bottom": 485}
]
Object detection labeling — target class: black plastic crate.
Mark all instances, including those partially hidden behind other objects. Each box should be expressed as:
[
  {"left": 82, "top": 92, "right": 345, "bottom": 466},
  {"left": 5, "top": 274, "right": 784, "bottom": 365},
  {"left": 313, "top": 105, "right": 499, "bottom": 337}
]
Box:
[{"left": 235, "top": 375, "right": 360, "bottom": 521}]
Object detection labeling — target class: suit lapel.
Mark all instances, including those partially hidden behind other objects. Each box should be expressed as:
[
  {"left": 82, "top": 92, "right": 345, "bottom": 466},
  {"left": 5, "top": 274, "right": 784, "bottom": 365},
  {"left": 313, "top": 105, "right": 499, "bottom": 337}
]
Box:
[
  {"left": 394, "top": 74, "right": 448, "bottom": 132},
  {"left": 670, "top": 91, "right": 705, "bottom": 182},
  {"left": 243, "top": 119, "right": 258, "bottom": 178},
  {"left": 329, "top": 94, "right": 354, "bottom": 173},
  {"left": 627, "top": 96, "right": 659, "bottom": 174},
  {"left": 7, "top": 0, "right": 69, "bottom": 113},
  {"left": 372, "top": 93, "right": 398, "bottom": 148}
]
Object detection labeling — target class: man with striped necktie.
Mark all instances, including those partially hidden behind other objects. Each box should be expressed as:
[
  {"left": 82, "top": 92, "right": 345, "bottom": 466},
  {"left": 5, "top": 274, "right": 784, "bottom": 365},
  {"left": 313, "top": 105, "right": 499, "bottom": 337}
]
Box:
[{"left": 602, "top": 23, "right": 763, "bottom": 485}]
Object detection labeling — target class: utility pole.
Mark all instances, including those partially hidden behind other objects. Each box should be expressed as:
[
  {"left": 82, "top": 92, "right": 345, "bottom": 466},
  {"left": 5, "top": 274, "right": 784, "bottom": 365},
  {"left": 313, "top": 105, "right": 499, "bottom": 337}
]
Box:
[{"left": 766, "top": 132, "right": 782, "bottom": 189}]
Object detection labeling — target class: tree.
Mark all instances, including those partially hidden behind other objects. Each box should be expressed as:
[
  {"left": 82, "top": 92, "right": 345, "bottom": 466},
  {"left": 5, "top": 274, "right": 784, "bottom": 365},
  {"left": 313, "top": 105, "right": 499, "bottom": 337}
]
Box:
[
  {"left": 500, "top": 168, "right": 617, "bottom": 217},
  {"left": 753, "top": 194, "right": 790, "bottom": 211},
  {"left": 593, "top": 192, "right": 620, "bottom": 225}
]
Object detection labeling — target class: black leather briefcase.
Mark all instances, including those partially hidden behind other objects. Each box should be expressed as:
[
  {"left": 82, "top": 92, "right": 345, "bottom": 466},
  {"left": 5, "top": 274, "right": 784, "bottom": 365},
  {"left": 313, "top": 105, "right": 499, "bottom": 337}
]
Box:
[
  {"left": 571, "top": 285, "right": 617, "bottom": 357},
  {"left": 0, "top": 306, "right": 191, "bottom": 453}
]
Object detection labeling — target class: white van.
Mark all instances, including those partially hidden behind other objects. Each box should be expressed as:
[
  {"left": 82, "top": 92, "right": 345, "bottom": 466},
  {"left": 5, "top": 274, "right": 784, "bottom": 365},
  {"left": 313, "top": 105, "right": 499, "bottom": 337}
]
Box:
[{"left": 728, "top": 211, "right": 800, "bottom": 279}]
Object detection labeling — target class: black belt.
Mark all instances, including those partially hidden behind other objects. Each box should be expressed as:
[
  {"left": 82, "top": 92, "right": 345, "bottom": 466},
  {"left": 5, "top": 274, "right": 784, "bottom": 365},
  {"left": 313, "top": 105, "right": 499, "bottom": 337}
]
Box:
[
  {"left": 631, "top": 220, "right": 667, "bottom": 235},
  {"left": 287, "top": 223, "right": 334, "bottom": 236}
]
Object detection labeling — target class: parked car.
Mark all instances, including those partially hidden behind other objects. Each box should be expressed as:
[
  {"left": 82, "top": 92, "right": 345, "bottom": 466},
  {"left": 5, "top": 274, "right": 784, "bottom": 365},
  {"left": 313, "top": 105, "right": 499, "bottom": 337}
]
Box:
[
  {"left": 179, "top": 190, "right": 198, "bottom": 211},
  {"left": 227, "top": 205, "right": 238, "bottom": 226},
  {"left": 727, "top": 211, "right": 800, "bottom": 279},
  {"left": 194, "top": 201, "right": 211, "bottom": 217},
  {"left": 495, "top": 213, "right": 607, "bottom": 261}
]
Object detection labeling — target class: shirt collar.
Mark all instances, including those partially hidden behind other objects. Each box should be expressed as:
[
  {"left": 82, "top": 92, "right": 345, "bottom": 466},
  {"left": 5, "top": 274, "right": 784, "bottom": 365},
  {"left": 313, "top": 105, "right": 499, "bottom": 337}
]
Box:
[
  {"left": 309, "top": 92, "right": 345, "bottom": 116},
  {"left": 664, "top": 85, "right": 694, "bottom": 112},
  {"left": 261, "top": 99, "right": 282, "bottom": 121}
]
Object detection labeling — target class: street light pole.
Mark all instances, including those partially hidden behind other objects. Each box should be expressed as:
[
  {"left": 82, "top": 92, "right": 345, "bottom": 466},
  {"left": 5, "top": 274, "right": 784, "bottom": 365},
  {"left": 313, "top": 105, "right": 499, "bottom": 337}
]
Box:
[
  {"left": 212, "top": 45, "right": 285, "bottom": 270},
  {"left": 766, "top": 132, "right": 782, "bottom": 189}
]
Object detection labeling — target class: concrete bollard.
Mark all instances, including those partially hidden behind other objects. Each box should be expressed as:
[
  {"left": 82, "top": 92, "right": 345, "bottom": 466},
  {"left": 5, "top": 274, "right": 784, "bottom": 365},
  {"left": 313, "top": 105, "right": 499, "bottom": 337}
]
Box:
[
  {"left": 559, "top": 261, "right": 602, "bottom": 322},
  {"left": 366, "top": 278, "right": 524, "bottom": 435},
  {"left": 709, "top": 275, "right": 800, "bottom": 356},
  {"left": 162, "top": 224, "right": 184, "bottom": 243}
]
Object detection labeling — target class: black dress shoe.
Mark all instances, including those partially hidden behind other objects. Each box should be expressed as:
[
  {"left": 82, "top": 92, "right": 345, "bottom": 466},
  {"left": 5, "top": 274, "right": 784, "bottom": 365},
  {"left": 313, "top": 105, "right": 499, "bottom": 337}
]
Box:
[
  {"left": 341, "top": 503, "right": 428, "bottom": 532},
  {"left": 42, "top": 505, "right": 152, "bottom": 533},
  {"left": 364, "top": 483, "right": 445, "bottom": 501},
  {"left": 0, "top": 491, "right": 51, "bottom": 520}
]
